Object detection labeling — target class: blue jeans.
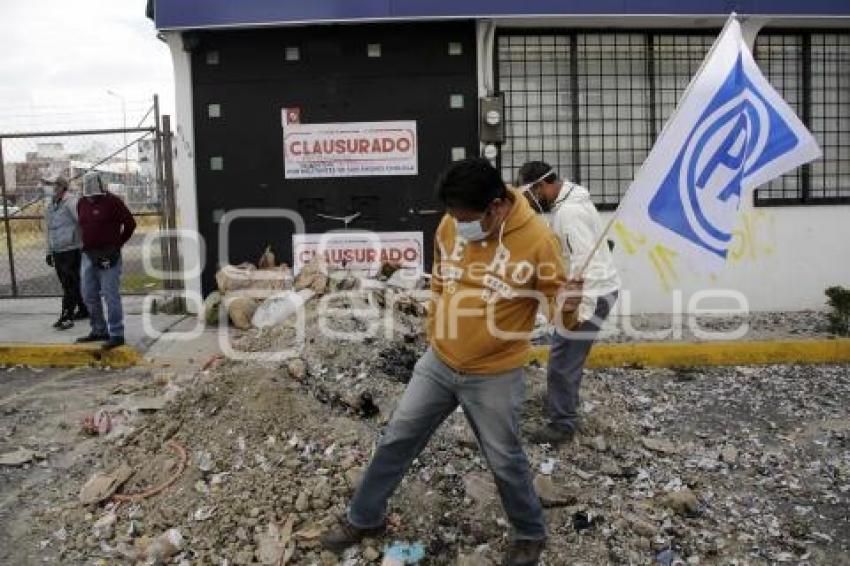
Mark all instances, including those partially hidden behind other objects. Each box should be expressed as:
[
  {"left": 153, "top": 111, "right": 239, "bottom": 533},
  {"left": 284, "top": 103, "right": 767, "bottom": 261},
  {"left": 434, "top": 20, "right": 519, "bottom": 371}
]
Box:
[
  {"left": 546, "top": 292, "right": 618, "bottom": 432},
  {"left": 348, "top": 348, "right": 546, "bottom": 541},
  {"left": 81, "top": 253, "right": 124, "bottom": 338}
]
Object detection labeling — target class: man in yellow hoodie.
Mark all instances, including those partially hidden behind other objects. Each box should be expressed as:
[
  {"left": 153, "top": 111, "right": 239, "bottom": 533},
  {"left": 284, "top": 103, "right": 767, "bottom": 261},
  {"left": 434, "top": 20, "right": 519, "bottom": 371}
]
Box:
[{"left": 322, "top": 158, "right": 580, "bottom": 566}]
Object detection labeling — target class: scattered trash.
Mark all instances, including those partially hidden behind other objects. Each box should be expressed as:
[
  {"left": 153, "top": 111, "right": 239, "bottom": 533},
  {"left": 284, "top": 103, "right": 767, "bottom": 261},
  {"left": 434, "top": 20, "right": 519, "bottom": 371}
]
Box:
[
  {"left": 381, "top": 541, "right": 426, "bottom": 565},
  {"left": 573, "top": 510, "right": 604, "bottom": 532},
  {"left": 252, "top": 289, "right": 316, "bottom": 328},
  {"left": 540, "top": 457, "right": 556, "bottom": 475},
  {"left": 81, "top": 410, "right": 113, "bottom": 436}
]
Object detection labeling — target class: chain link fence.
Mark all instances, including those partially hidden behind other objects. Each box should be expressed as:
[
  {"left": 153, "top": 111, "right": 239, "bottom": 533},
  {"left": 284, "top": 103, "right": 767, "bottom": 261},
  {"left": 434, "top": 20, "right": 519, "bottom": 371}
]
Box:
[{"left": 0, "top": 100, "right": 178, "bottom": 297}]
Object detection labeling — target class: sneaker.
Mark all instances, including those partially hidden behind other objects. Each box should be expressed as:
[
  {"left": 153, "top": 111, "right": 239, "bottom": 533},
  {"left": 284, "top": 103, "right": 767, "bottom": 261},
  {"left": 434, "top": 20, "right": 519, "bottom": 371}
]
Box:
[
  {"left": 503, "top": 538, "right": 546, "bottom": 566},
  {"left": 102, "top": 336, "right": 125, "bottom": 350},
  {"left": 56, "top": 319, "right": 74, "bottom": 331},
  {"left": 52, "top": 317, "right": 66, "bottom": 329},
  {"left": 75, "top": 332, "right": 109, "bottom": 343},
  {"left": 529, "top": 424, "right": 575, "bottom": 446},
  {"left": 320, "top": 519, "right": 386, "bottom": 554}
]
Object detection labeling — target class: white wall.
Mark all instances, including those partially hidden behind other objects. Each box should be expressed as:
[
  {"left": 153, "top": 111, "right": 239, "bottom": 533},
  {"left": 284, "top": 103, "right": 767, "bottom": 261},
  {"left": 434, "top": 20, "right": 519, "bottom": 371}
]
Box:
[
  {"left": 164, "top": 31, "right": 203, "bottom": 310},
  {"left": 607, "top": 205, "right": 850, "bottom": 313}
]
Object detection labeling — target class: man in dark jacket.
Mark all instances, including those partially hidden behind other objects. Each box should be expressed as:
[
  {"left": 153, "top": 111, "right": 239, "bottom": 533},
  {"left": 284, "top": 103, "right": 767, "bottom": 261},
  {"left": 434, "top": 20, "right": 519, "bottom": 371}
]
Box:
[
  {"left": 75, "top": 173, "right": 136, "bottom": 349},
  {"left": 44, "top": 177, "right": 88, "bottom": 329}
]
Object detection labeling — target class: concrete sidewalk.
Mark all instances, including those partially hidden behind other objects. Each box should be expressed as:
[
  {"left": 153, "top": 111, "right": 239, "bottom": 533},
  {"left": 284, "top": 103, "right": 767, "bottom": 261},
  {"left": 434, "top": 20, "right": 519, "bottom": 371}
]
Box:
[{"left": 0, "top": 297, "right": 222, "bottom": 370}]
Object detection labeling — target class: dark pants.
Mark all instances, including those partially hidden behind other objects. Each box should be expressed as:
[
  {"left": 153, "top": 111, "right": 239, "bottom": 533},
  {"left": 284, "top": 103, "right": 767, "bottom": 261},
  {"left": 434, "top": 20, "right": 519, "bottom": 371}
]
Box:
[
  {"left": 546, "top": 291, "right": 618, "bottom": 432},
  {"left": 349, "top": 348, "right": 546, "bottom": 540},
  {"left": 53, "top": 249, "right": 85, "bottom": 319}
]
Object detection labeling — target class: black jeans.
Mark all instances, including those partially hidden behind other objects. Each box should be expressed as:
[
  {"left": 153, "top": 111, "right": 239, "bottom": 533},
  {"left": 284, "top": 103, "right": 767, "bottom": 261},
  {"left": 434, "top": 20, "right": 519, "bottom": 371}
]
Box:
[{"left": 53, "top": 249, "right": 85, "bottom": 318}]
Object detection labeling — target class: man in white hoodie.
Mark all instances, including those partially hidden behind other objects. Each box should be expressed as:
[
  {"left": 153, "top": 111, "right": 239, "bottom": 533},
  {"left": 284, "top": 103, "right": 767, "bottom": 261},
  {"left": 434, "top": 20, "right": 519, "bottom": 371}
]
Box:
[{"left": 517, "top": 162, "right": 620, "bottom": 445}]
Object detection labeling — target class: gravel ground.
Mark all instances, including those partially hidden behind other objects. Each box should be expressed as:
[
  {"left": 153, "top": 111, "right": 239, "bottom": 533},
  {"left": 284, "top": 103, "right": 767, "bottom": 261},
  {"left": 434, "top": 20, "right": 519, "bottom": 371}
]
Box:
[{"left": 1, "top": 299, "right": 847, "bottom": 565}]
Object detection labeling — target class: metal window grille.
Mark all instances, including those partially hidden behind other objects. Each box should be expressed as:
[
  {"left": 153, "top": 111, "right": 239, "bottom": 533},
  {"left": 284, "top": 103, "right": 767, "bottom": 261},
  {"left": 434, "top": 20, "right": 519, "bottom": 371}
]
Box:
[
  {"left": 810, "top": 33, "right": 850, "bottom": 202},
  {"left": 496, "top": 29, "right": 850, "bottom": 208}
]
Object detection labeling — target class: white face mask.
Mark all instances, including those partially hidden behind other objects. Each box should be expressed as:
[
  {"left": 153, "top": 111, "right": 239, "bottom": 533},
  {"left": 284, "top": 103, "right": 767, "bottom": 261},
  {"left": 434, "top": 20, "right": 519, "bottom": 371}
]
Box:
[
  {"left": 520, "top": 169, "right": 555, "bottom": 213},
  {"left": 455, "top": 217, "right": 488, "bottom": 241}
]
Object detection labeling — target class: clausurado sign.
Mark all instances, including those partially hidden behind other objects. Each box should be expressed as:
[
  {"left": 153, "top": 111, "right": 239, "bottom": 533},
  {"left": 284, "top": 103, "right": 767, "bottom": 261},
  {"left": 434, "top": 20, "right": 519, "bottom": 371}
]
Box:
[
  {"left": 283, "top": 118, "right": 418, "bottom": 179},
  {"left": 292, "top": 231, "right": 424, "bottom": 274}
]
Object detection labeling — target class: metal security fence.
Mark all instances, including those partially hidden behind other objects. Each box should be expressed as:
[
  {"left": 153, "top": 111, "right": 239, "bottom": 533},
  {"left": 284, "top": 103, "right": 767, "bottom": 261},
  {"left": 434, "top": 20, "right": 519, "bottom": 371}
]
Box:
[
  {"left": 496, "top": 29, "right": 850, "bottom": 208},
  {"left": 0, "top": 99, "right": 180, "bottom": 297}
]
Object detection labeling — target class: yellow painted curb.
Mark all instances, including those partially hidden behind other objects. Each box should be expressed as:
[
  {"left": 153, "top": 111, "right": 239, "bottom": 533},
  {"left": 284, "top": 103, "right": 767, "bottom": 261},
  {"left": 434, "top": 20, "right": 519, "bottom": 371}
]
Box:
[
  {"left": 529, "top": 338, "right": 850, "bottom": 368},
  {"left": 0, "top": 343, "right": 141, "bottom": 368}
]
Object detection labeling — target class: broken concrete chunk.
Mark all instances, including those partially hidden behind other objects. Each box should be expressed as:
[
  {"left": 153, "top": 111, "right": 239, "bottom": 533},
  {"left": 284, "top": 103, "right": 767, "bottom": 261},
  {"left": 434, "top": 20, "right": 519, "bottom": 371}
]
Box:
[
  {"left": 0, "top": 447, "right": 35, "bottom": 466},
  {"left": 227, "top": 295, "right": 260, "bottom": 330},
  {"left": 642, "top": 437, "right": 680, "bottom": 455},
  {"left": 92, "top": 512, "right": 116, "bottom": 540},
  {"left": 659, "top": 488, "right": 700, "bottom": 516},
  {"left": 533, "top": 474, "right": 578, "bottom": 507},
  {"left": 294, "top": 257, "right": 330, "bottom": 295},
  {"left": 79, "top": 462, "right": 133, "bottom": 505},
  {"left": 720, "top": 445, "right": 739, "bottom": 465}
]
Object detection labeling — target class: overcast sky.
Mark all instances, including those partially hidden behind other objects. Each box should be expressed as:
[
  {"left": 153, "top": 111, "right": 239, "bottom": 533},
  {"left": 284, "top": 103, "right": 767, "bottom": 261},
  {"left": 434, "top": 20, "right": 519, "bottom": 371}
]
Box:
[{"left": 0, "top": 0, "right": 174, "bottom": 133}]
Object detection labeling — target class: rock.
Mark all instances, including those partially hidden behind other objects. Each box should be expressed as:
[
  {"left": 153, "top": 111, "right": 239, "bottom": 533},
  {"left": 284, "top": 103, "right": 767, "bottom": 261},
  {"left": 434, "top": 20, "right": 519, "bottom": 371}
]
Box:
[
  {"left": 227, "top": 295, "right": 260, "bottom": 329},
  {"left": 286, "top": 358, "right": 307, "bottom": 381},
  {"left": 464, "top": 473, "right": 498, "bottom": 506},
  {"left": 642, "top": 437, "right": 680, "bottom": 455},
  {"left": 79, "top": 462, "right": 133, "bottom": 505},
  {"left": 659, "top": 488, "right": 700, "bottom": 516},
  {"left": 92, "top": 512, "right": 116, "bottom": 540},
  {"left": 145, "top": 528, "right": 184, "bottom": 564},
  {"left": 295, "top": 491, "right": 310, "bottom": 512},
  {"left": 533, "top": 474, "right": 578, "bottom": 507},
  {"left": 624, "top": 513, "right": 657, "bottom": 537},
  {"left": 720, "top": 445, "right": 738, "bottom": 465},
  {"left": 294, "top": 257, "right": 330, "bottom": 295},
  {"left": 363, "top": 546, "right": 381, "bottom": 561},
  {"left": 257, "top": 518, "right": 294, "bottom": 565},
  {"left": 0, "top": 447, "right": 35, "bottom": 466}
]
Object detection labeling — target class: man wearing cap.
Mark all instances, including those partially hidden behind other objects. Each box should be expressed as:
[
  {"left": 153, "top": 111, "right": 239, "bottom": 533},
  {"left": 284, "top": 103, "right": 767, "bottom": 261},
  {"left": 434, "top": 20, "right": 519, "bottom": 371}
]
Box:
[
  {"left": 75, "top": 173, "right": 136, "bottom": 349},
  {"left": 517, "top": 162, "right": 620, "bottom": 446},
  {"left": 44, "top": 177, "right": 88, "bottom": 329}
]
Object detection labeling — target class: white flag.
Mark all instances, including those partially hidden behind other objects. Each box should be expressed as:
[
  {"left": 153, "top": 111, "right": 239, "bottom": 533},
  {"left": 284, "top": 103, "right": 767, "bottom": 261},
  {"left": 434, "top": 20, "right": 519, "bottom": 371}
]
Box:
[{"left": 616, "top": 15, "right": 821, "bottom": 269}]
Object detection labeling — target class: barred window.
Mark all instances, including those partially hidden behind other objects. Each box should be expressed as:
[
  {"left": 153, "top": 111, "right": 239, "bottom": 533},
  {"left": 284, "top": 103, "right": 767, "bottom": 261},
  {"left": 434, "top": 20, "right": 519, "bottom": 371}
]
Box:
[
  {"left": 810, "top": 33, "right": 850, "bottom": 201},
  {"left": 496, "top": 30, "right": 850, "bottom": 208}
]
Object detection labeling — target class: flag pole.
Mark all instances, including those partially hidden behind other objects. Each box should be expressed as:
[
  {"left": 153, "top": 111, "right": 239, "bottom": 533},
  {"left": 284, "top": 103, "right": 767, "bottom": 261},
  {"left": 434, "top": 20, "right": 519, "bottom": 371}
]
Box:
[{"left": 572, "top": 13, "right": 740, "bottom": 280}]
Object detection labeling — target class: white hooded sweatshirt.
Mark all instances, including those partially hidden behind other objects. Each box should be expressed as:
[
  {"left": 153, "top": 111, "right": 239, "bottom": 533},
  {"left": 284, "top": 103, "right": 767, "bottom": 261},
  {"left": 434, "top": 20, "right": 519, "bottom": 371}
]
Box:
[{"left": 550, "top": 182, "right": 621, "bottom": 322}]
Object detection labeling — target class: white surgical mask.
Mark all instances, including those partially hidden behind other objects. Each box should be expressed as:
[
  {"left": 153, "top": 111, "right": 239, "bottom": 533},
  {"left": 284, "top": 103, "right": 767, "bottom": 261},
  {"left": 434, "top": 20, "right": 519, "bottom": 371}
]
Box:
[
  {"left": 520, "top": 168, "right": 555, "bottom": 213},
  {"left": 455, "top": 217, "right": 488, "bottom": 242}
]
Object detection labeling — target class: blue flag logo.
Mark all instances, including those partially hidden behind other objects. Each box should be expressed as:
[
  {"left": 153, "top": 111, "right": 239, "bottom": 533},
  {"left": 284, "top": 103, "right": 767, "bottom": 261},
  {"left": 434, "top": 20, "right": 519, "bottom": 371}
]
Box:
[{"left": 648, "top": 54, "right": 801, "bottom": 258}]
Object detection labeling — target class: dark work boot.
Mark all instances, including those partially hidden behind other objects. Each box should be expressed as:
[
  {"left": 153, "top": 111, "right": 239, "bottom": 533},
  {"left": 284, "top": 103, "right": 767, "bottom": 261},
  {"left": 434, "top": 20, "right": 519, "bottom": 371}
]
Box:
[
  {"left": 529, "top": 424, "right": 575, "bottom": 446},
  {"left": 320, "top": 519, "right": 385, "bottom": 554},
  {"left": 75, "top": 332, "right": 109, "bottom": 343},
  {"left": 503, "top": 538, "right": 546, "bottom": 566},
  {"left": 102, "top": 336, "right": 126, "bottom": 350}
]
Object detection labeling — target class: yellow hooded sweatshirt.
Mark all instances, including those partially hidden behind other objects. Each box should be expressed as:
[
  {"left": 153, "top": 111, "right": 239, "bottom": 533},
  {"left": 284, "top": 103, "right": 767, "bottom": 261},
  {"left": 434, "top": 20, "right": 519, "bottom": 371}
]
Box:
[{"left": 428, "top": 188, "right": 570, "bottom": 374}]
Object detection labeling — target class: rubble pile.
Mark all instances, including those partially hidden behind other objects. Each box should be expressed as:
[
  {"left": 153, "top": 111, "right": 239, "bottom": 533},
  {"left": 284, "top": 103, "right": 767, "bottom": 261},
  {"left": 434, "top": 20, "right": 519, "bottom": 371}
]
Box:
[{"left": 15, "top": 270, "right": 849, "bottom": 563}]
